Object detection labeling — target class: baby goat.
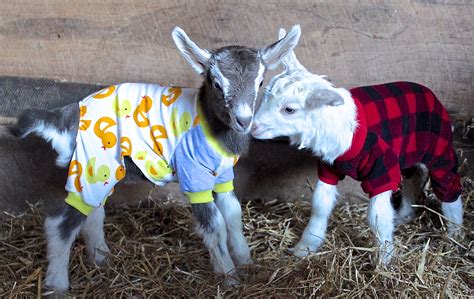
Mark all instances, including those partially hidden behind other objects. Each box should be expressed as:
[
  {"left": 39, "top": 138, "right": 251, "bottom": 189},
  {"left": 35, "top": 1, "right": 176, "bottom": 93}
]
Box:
[
  {"left": 11, "top": 25, "right": 302, "bottom": 291},
  {"left": 252, "top": 29, "right": 463, "bottom": 264}
]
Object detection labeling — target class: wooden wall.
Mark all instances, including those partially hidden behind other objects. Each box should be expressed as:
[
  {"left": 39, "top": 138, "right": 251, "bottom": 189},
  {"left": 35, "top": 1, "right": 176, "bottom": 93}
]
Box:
[{"left": 0, "top": 0, "right": 472, "bottom": 113}]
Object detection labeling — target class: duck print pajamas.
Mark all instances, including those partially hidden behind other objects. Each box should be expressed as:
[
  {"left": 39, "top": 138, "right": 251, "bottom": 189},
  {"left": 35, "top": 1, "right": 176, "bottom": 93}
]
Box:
[{"left": 65, "top": 83, "right": 238, "bottom": 215}]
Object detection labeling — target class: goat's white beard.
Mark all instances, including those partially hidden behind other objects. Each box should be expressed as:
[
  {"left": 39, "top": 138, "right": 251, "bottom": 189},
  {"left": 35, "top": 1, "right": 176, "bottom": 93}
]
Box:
[{"left": 289, "top": 90, "right": 358, "bottom": 164}]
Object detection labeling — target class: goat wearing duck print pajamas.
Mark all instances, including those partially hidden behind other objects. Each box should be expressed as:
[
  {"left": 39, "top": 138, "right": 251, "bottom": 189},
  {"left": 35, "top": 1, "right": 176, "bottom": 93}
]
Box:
[{"left": 10, "top": 25, "right": 302, "bottom": 292}]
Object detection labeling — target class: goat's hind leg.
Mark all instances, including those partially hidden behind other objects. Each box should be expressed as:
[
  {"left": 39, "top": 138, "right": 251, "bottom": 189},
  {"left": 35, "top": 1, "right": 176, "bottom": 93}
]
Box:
[
  {"left": 81, "top": 206, "right": 109, "bottom": 265},
  {"left": 396, "top": 164, "right": 429, "bottom": 225},
  {"left": 45, "top": 205, "right": 85, "bottom": 292},
  {"left": 215, "top": 191, "right": 252, "bottom": 266},
  {"left": 192, "top": 202, "right": 239, "bottom": 286}
]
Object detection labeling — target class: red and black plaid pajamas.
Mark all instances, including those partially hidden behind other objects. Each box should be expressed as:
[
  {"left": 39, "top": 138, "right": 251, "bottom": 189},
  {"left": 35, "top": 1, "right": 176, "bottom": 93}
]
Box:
[{"left": 318, "top": 81, "right": 461, "bottom": 202}]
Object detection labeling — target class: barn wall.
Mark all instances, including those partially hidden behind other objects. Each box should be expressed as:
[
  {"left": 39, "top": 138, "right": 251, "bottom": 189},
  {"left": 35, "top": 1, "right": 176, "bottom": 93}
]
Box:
[
  {"left": 0, "top": 0, "right": 472, "bottom": 113},
  {"left": 0, "top": 1, "right": 472, "bottom": 215}
]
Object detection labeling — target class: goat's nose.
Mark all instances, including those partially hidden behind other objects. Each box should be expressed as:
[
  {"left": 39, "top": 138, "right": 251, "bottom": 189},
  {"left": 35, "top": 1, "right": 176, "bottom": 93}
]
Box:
[
  {"left": 236, "top": 116, "right": 252, "bottom": 130},
  {"left": 251, "top": 122, "right": 259, "bottom": 132}
]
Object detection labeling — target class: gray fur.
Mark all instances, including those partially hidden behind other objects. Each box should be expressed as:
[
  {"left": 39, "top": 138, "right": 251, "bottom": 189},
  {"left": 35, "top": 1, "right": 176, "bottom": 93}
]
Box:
[
  {"left": 191, "top": 202, "right": 219, "bottom": 233},
  {"left": 306, "top": 88, "right": 345, "bottom": 109},
  {"left": 59, "top": 205, "right": 86, "bottom": 240},
  {"left": 11, "top": 103, "right": 79, "bottom": 139}
]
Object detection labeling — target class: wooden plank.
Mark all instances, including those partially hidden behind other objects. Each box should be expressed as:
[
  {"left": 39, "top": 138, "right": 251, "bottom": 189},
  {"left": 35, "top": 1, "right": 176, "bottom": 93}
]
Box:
[{"left": 0, "top": 0, "right": 472, "bottom": 112}]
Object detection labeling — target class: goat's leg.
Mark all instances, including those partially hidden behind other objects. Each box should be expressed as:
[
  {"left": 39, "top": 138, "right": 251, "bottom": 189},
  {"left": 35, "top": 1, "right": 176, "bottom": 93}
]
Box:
[
  {"left": 368, "top": 190, "right": 395, "bottom": 264},
  {"left": 441, "top": 195, "right": 463, "bottom": 236},
  {"left": 192, "top": 202, "right": 239, "bottom": 285},
  {"left": 289, "top": 181, "right": 338, "bottom": 257},
  {"left": 214, "top": 191, "right": 252, "bottom": 266},
  {"left": 45, "top": 205, "right": 85, "bottom": 292},
  {"left": 81, "top": 206, "right": 109, "bottom": 265},
  {"left": 397, "top": 164, "right": 428, "bottom": 225}
]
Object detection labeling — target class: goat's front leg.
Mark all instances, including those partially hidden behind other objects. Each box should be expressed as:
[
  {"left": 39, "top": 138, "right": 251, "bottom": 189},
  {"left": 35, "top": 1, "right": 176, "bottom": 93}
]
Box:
[
  {"left": 290, "top": 181, "right": 338, "bottom": 257},
  {"left": 192, "top": 202, "right": 239, "bottom": 285},
  {"left": 214, "top": 191, "right": 252, "bottom": 266},
  {"left": 81, "top": 206, "right": 109, "bottom": 265},
  {"left": 45, "top": 205, "right": 85, "bottom": 292},
  {"left": 368, "top": 190, "right": 395, "bottom": 264}
]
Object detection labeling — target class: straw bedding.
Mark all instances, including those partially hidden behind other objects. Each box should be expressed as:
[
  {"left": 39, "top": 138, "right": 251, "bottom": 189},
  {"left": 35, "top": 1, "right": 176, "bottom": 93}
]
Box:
[{"left": 1, "top": 118, "right": 473, "bottom": 298}]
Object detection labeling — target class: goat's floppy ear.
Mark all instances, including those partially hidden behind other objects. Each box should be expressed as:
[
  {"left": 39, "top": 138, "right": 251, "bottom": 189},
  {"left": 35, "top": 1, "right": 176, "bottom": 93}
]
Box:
[
  {"left": 306, "top": 88, "right": 344, "bottom": 109},
  {"left": 276, "top": 27, "right": 306, "bottom": 72},
  {"left": 259, "top": 24, "right": 301, "bottom": 69},
  {"left": 172, "top": 27, "right": 211, "bottom": 74}
]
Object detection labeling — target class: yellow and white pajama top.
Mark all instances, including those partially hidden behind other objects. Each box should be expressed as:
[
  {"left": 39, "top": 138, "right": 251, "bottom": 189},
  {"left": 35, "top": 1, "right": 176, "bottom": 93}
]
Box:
[{"left": 65, "top": 83, "right": 238, "bottom": 215}]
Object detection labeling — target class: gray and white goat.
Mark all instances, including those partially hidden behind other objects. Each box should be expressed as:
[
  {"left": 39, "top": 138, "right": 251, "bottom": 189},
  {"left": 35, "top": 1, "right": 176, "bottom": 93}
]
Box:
[
  {"left": 10, "top": 25, "right": 302, "bottom": 291},
  {"left": 252, "top": 29, "right": 463, "bottom": 264}
]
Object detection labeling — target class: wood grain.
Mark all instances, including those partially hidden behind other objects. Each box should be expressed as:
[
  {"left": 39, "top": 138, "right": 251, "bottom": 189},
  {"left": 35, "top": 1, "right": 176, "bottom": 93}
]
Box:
[{"left": 0, "top": 0, "right": 472, "bottom": 112}]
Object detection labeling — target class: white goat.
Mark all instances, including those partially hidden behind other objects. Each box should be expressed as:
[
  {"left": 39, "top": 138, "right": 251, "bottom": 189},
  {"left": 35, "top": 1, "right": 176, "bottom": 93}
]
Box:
[
  {"left": 252, "top": 29, "right": 463, "bottom": 264},
  {"left": 11, "top": 25, "right": 302, "bottom": 292}
]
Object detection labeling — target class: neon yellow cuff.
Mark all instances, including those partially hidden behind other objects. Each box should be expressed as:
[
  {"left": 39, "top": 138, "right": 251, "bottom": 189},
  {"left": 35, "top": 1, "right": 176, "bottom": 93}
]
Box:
[
  {"left": 65, "top": 192, "right": 108, "bottom": 216},
  {"left": 185, "top": 190, "right": 214, "bottom": 204},
  {"left": 213, "top": 180, "right": 234, "bottom": 193},
  {"left": 65, "top": 192, "right": 94, "bottom": 215}
]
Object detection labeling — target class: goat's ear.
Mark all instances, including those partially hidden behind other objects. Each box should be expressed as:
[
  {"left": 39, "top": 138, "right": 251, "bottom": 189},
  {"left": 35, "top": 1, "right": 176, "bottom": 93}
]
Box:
[
  {"left": 306, "top": 88, "right": 344, "bottom": 109},
  {"left": 259, "top": 24, "right": 301, "bottom": 70},
  {"left": 277, "top": 27, "right": 306, "bottom": 72},
  {"left": 172, "top": 27, "right": 211, "bottom": 74}
]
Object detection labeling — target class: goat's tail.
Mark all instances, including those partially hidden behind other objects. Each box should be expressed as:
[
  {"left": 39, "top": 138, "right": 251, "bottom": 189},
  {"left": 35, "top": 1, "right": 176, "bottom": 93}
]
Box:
[{"left": 10, "top": 104, "right": 79, "bottom": 167}]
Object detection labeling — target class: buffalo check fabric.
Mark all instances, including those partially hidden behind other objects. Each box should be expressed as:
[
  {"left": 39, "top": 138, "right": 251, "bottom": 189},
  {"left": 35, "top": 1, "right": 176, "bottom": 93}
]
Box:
[{"left": 318, "top": 81, "right": 462, "bottom": 202}]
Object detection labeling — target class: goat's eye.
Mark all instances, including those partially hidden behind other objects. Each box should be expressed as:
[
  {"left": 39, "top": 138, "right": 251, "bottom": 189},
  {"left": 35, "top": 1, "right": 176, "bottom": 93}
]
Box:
[
  {"left": 259, "top": 80, "right": 263, "bottom": 87},
  {"left": 283, "top": 107, "right": 296, "bottom": 114},
  {"left": 214, "top": 82, "right": 222, "bottom": 91}
]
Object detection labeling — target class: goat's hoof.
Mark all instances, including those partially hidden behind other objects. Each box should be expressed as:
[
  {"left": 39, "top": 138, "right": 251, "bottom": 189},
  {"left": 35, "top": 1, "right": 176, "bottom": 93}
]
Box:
[
  {"left": 45, "top": 276, "right": 69, "bottom": 294},
  {"left": 89, "top": 243, "right": 110, "bottom": 266},
  {"left": 447, "top": 226, "right": 464, "bottom": 239},
  {"left": 287, "top": 246, "right": 311, "bottom": 258},
  {"left": 222, "top": 276, "right": 240, "bottom": 287},
  {"left": 233, "top": 255, "right": 254, "bottom": 266}
]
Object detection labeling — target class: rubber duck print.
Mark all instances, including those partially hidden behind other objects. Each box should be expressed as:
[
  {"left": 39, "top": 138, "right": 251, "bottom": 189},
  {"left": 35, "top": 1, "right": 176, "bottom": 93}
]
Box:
[
  {"left": 133, "top": 95, "right": 153, "bottom": 127},
  {"left": 79, "top": 106, "right": 91, "bottom": 131},
  {"left": 92, "top": 86, "right": 116, "bottom": 99},
  {"left": 150, "top": 125, "right": 167, "bottom": 156},
  {"left": 68, "top": 160, "right": 83, "bottom": 192},
  {"left": 170, "top": 107, "right": 192, "bottom": 137},
  {"left": 85, "top": 157, "right": 110, "bottom": 186},
  {"left": 145, "top": 159, "right": 173, "bottom": 181},
  {"left": 120, "top": 136, "right": 132, "bottom": 157},
  {"left": 115, "top": 165, "right": 126, "bottom": 181},
  {"left": 94, "top": 117, "right": 117, "bottom": 150},
  {"left": 112, "top": 94, "right": 131, "bottom": 118},
  {"left": 161, "top": 87, "right": 182, "bottom": 106}
]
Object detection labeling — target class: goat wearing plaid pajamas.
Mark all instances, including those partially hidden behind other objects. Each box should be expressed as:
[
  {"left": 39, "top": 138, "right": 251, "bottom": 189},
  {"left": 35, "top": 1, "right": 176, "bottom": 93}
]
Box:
[{"left": 251, "top": 28, "right": 463, "bottom": 264}]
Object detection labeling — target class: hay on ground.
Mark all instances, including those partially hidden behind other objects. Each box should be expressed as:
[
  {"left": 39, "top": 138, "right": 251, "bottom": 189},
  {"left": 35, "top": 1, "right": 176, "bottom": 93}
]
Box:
[{"left": 0, "top": 177, "right": 472, "bottom": 297}]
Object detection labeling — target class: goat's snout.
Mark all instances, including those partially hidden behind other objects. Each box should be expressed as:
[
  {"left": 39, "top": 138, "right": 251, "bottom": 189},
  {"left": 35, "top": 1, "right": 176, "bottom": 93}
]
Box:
[{"left": 236, "top": 115, "right": 252, "bottom": 131}]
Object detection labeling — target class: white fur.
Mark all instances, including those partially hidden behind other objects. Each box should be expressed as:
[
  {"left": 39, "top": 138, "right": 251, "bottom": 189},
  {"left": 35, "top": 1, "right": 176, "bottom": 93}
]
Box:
[
  {"left": 368, "top": 191, "right": 395, "bottom": 264},
  {"left": 44, "top": 214, "right": 81, "bottom": 292},
  {"left": 290, "top": 181, "right": 338, "bottom": 257},
  {"left": 215, "top": 191, "right": 252, "bottom": 265},
  {"left": 81, "top": 206, "right": 109, "bottom": 265},
  {"left": 441, "top": 195, "right": 463, "bottom": 236},
  {"left": 259, "top": 25, "right": 301, "bottom": 69},
  {"left": 235, "top": 104, "right": 252, "bottom": 120},
  {"left": 29, "top": 121, "right": 74, "bottom": 167},
  {"left": 210, "top": 63, "right": 230, "bottom": 95},
  {"left": 171, "top": 27, "right": 211, "bottom": 74},
  {"left": 196, "top": 203, "right": 239, "bottom": 285},
  {"left": 253, "top": 66, "right": 356, "bottom": 163}
]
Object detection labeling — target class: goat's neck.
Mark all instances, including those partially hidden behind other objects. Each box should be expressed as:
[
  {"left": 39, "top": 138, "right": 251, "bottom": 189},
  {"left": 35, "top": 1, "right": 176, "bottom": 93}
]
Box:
[
  {"left": 197, "top": 86, "right": 250, "bottom": 156},
  {"left": 291, "top": 91, "right": 357, "bottom": 164}
]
